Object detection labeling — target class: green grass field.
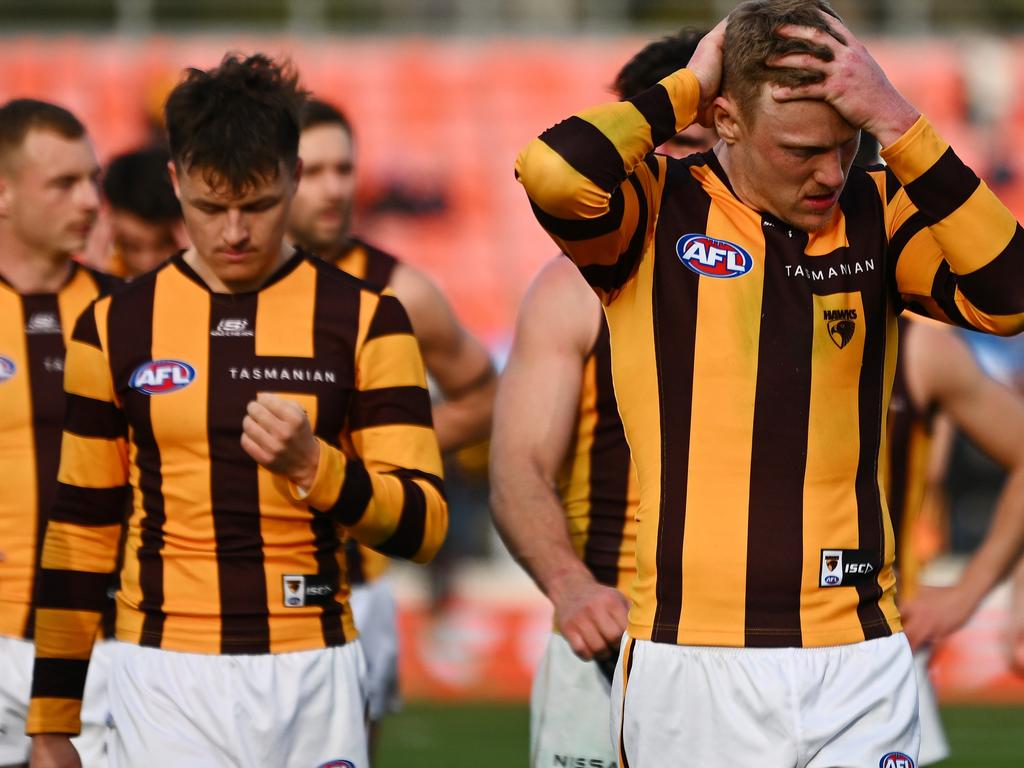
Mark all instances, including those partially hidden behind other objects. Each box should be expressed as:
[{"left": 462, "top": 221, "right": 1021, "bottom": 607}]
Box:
[{"left": 377, "top": 703, "right": 1024, "bottom": 767}]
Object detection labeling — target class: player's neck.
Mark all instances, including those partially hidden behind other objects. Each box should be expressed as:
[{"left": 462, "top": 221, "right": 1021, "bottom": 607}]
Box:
[
  {"left": 0, "top": 232, "right": 73, "bottom": 294},
  {"left": 183, "top": 243, "right": 295, "bottom": 294}
]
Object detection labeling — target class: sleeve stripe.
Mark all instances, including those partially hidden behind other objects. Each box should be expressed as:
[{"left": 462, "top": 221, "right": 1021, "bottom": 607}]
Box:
[
  {"left": 884, "top": 166, "right": 903, "bottom": 205},
  {"left": 930, "top": 261, "right": 972, "bottom": 328},
  {"left": 30, "top": 658, "right": 90, "bottom": 701},
  {"left": 65, "top": 394, "right": 127, "bottom": 439},
  {"left": 903, "top": 147, "right": 981, "bottom": 223},
  {"left": 577, "top": 174, "right": 649, "bottom": 292},
  {"left": 348, "top": 386, "right": 433, "bottom": 431},
  {"left": 888, "top": 211, "right": 930, "bottom": 262},
  {"left": 389, "top": 467, "right": 446, "bottom": 499},
  {"left": 528, "top": 187, "right": 626, "bottom": 242},
  {"left": 373, "top": 478, "right": 427, "bottom": 560},
  {"left": 49, "top": 483, "right": 130, "bottom": 527},
  {"left": 35, "top": 569, "right": 114, "bottom": 612},
  {"left": 326, "top": 459, "right": 373, "bottom": 526},
  {"left": 956, "top": 225, "right": 1024, "bottom": 315},
  {"left": 539, "top": 116, "right": 626, "bottom": 194},
  {"left": 364, "top": 295, "right": 411, "bottom": 342},
  {"left": 628, "top": 84, "right": 678, "bottom": 148}
]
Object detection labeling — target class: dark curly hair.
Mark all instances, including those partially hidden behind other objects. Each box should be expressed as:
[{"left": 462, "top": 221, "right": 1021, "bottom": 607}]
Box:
[
  {"left": 723, "top": 0, "right": 843, "bottom": 120},
  {"left": 103, "top": 146, "right": 181, "bottom": 222},
  {"left": 164, "top": 53, "right": 307, "bottom": 194},
  {"left": 612, "top": 30, "right": 705, "bottom": 101}
]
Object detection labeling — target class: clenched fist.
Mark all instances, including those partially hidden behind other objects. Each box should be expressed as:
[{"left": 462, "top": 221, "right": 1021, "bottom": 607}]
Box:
[{"left": 240, "top": 393, "right": 320, "bottom": 490}]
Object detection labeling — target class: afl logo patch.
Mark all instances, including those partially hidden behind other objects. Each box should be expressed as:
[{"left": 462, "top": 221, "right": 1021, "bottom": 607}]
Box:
[
  {"left": 676, "top": 234, "right": 753, "bottom": 279},
  {"left": 0, "top": 356, "right": 15, "bottom": 382},
  {"left": 318, "top": 762, "right": 356, "bottom": 768},
  {"left": 130, "top": 360, "right": 196, "bottom": 395},
  {"left": 880, "top": 753, "right": 914, "bottom": 768}
]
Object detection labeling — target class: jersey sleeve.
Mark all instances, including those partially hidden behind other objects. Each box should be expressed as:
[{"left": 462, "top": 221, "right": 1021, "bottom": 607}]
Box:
[
  {"left": 878, "top": 116, "right": 1024, "bottom": 335},
  {"left": 515, "top": 68, "right": 701, "bottom": 299},
  {"left": 27, "top": 299, "right": 130, "bottom": 736},
  {"left": 297, "top": 292, "right": 447, "bottom": 564}
]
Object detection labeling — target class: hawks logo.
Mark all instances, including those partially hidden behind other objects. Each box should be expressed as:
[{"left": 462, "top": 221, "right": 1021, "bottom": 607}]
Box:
[
  {"left": 676, "top": 234, "right": 753, "bottom": 279},
  {"left": 821, "top": 549, "right": 843, "bottom": 586},
  {"left": 824, "top": 308, "right": 857, "bottom": 349},
  {"left": 880, "top": 752, "right": 914, "bottom": 768},
  {"left": 0, "top": 356, "right": 15, "bottom": 383},
  {"left": 130, "top": 360, "right": 196, "bottom": 395}
]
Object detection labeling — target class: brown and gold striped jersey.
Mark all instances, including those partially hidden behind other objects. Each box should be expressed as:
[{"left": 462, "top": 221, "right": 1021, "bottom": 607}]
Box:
[
  {"left": 332, "top": 237, "right": 400, "bottom": 585},
  {"left": 884, "top": 318, "right": 938, "bottom": 602},
  {"left": 517, "top": 69, "right": 1024, "bottom": 648},
  {"left": 557, "top": 315, "right": 639, "bottom": 594},
  {"left": 0, "top": 264, "right": 117, "bottom": 641},
  {"left": 28, "top": 250, "right": 447, "bottom": 735}
]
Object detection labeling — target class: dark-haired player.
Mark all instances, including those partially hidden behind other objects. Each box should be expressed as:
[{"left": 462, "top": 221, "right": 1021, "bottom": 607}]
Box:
[
  {"left": 0, "top": 98, "right": 116, "bottom": 768},
  {"left": 287, "top": 98, "right": 496, "bottom": 738},
  {"left": 101, "top": 146, "right": 187, "bottom": 278},
  {"left": 516, "top": 0, "right": 1024, "bottom": 763},
  {"left": 491, "top": 30, "right": 712, "bottom": 768},
  {"left": 27, "top": 54, "right": 447, "bottom": 768}
]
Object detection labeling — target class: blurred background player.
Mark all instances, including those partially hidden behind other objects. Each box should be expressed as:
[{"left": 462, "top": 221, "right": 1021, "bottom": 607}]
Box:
[
  {"left": 100, "top": 146, "right": 187, "bottom": 279},
  {"left": 888, "top": 318, "right": 1024, "bottom": 764},
  {"left": 517, "top": 0, "right": 1024, "bottom": 762},
  {"left": 491, "top": 30, "right": 713, "bottom": 768},
  {"left": 26, "top": 54, "right": 447, "bottom": 768},
  {"left": 0, "top": 98, "right": 116, "bottom": 768},
  {"left": 286, "top": 97, "right": 497, "bottom": 743}
]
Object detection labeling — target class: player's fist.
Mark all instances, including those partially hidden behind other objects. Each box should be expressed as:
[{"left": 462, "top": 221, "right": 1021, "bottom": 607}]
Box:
[
  {"left": 551, "top": 571, "right": 629, "bottom": 662},
  {"left": 30, "top": 735, "right": 82, "bottom": 768},
  {"left": 240, "top": 393, "right": 320, "bottom": 490}
]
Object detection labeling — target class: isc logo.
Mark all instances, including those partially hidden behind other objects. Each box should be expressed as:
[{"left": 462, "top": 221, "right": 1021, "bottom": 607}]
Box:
[
  {"left": 880, "top": 752, "right": 914, "bottom": 768},
  {"left": 130, "top": 360, "right": 196, "bottom": 395},
  {"left": 676, "top": 234, "right": 753, "bottom": 279}
]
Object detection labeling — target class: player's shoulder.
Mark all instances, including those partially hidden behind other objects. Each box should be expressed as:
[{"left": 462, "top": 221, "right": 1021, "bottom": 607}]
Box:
[
  {"left": 349, "top": 236, "right": 401, "bottom": 269},
  {"left": 76, "top": 263, "right": 125, "bottom": 296},
  {"left": 518, "top": 254, "right": 601, "bottom": 352},
  {"left": 304, "top": 247, "right": 389, "bottom": 302}
]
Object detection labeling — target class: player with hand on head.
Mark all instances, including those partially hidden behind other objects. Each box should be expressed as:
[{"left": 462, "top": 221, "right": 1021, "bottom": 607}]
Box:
[
  {"left": 491, "top": 30, "right": 713, "bottom": 768},
  {"left": 26, "top": 54, "right": 446, "bottom": 768},
  {"left": 0, "top": 98, "right": 117, "bottom": 768},
  {"left": 516, "top": 0, "right": 1024, "bottom": 764}
]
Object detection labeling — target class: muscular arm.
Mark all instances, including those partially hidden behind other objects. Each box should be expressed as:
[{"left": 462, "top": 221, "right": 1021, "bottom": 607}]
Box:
[
  {"left": 490, "top": 257, "right": 627, "bottom": 659},
  {"left": 900, "top": 322, "right": 1024, "bottom": 649},
  {"left": 389, "top": 263, "right": 496, "bottom": 453}
]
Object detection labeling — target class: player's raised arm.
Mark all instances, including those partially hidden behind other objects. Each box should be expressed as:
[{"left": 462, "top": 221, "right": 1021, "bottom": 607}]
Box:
[
  {"left": 250, "top": 291, "right": 447, "bottom": 563},
  {"left": 514, "top": 24, "right": 725, "bottom": 297},
  {"left": 27, "top": 299, "right": 130, "bottom": 740},
  {"left": 771, "top": 14, "right": 1024, "bottom": 336},
  {"left": 491, "top": 257, "right": 628, "bottom": 660}
]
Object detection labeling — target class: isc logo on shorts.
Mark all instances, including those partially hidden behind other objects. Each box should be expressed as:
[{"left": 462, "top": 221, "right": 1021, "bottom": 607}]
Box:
[
  {"left": 676, "top": 234, "right": 753, "bottom": 279},
  {"left": 130, "top": 360, "right": 196, "bottom": 395},
  {"left": 880, "top": 752, "right": 914, "bottom": 768},
  {"left": 0, "top": 356, "right": 15, "bottom": 383}
]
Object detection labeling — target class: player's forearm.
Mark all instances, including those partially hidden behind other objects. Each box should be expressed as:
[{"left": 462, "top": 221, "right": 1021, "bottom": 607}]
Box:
[
  {"left": 953, "top": 468, "right": 1024, "bottom": 609},
  {"left": 490, "top": 467, "right": 592, "bottom": 599},
  {"left": 883, "top": 118, "right": 1024, "bottom": 335},
  {"left": 431, "top": 369, "right": 497, "bottom": 452},
  {"left": 301, "top": 439, "right": 448, "bottom": 563},
  {"left": 515, "top": 69, "right": 699, "bottom": 222}
]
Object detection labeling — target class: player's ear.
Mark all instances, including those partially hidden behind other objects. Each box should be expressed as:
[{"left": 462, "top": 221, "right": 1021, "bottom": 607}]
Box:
[
  {"left": 713, "top": 95, "right": 742, "bottom": 145},
  {"left": 167, "top": 160, "right": 181, "bottom": 201}
]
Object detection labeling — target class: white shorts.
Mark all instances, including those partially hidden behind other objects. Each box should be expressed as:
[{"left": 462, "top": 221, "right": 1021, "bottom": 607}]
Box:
[
  {"left": 0, "top": 635, "right": 111, "bottom": 768},
  {"left": 106, "top": 641, "right": 367, "bottom": 768},
  {"left": 349, "top": 578, "right": 401, "bottom": 722},
  {"left": 612, "top": 633, "right": 920, "bottom": 768},
  {"left": 530, "top": 632, "right": 615, "bottom": 768},
  {"left": 913, "top": 650, "right": 950, "bottom": 766}
]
